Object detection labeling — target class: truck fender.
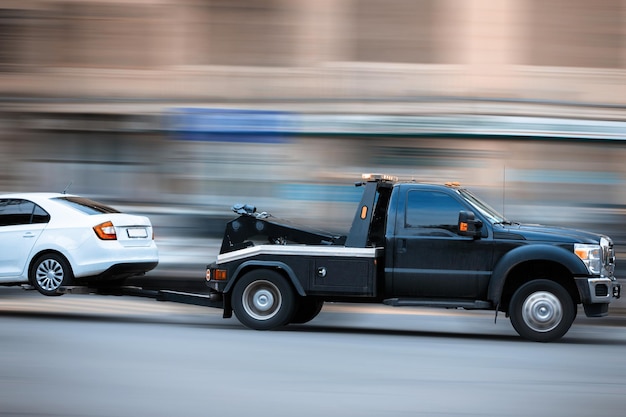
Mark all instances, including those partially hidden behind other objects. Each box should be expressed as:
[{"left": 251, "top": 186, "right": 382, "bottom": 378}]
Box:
[
  {"left": 224, "top": 260, "right": 307, "bottom": 297},
  {"left": 487, "top": 244, "right": 588, "bottom": 304}
]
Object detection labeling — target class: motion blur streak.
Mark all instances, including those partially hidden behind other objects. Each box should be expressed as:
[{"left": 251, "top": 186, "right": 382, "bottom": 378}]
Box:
[
  {"left": 0, "top": 0, "right": 625, "bottom": 256},
  {"left": 1, "top": 3, "right": 626, "bottom": 416}
]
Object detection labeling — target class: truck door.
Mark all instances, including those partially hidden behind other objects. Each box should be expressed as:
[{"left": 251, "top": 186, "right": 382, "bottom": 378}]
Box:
[{"left": 390, "top": 188, "right": 493, "bottom": 299}]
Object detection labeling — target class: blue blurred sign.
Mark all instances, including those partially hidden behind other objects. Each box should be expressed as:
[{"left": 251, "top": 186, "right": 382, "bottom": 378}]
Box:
[
  {"left": 167, "top": 110, "right": 626, "bottom": 142},
  {"left": 168, "top": 108, "right": 295, "bottom": 143}
]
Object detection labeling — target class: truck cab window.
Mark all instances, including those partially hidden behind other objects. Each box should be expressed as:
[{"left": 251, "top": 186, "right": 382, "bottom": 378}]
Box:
[{"left": 405, "top": 190, "right": 465, "bottom": 236}]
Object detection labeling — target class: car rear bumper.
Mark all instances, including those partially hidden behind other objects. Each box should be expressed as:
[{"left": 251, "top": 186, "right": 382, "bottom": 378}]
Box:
[{"left": 80, "top": 261, "right": 159, "bottom": 281}]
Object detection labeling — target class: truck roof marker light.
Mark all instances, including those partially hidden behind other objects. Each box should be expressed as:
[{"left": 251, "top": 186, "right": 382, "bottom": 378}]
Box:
[
  {"left": 445, "top": 182, "right": 461, "bottom": 187},
  {"left": 360, "top": 205, "right": 368, "bottom": 219},
  {"left": 362, "top": 173, "right": 397, "bottom": 182}
]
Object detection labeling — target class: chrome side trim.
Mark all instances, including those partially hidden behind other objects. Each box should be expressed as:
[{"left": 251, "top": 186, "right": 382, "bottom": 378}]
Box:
[{"left": 217, "top": 245, "right": 381, "bottom": 264}]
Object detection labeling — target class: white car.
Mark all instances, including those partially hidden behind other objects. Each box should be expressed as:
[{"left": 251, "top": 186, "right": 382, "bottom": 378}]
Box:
[{"left": 0, "top": 193, "right": 158, "bottom": 295}]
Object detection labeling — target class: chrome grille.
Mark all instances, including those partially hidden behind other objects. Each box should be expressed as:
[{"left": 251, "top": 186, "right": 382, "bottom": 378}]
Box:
[{"left": 600, "top": 237, "right": 615, "bottom": 276}]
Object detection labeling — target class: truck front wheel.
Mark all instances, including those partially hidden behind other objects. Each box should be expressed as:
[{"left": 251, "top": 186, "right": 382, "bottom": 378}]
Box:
[
  {"left": 509, "top": 279, "right": 576, "bottom": 342},
  {"left": 232, "top": 270, "right": 296, "bottom": 330}
]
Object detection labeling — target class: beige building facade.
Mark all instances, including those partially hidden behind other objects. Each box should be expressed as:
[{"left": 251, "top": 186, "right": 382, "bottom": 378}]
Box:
[
  {"left": 0, "top": 0, "right": 625, "bottom": 107},
  {"left": 1, "top": 0, "right": 626, "bottom": 240}
]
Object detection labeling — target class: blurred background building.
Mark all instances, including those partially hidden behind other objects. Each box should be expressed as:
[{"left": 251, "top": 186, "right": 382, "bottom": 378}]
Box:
[{"left": 0, "top": 0, "right": 625, "bottom": 246}]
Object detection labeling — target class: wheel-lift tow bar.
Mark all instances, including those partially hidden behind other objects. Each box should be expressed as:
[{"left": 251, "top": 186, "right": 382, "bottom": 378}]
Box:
[{"left": 22, "top": 284, "right": 225, "bottom": 309}]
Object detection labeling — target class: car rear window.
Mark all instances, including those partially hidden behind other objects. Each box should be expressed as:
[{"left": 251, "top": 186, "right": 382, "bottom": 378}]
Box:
[{"left": 54, "top": 197, "right": 120, "bottom": 215}]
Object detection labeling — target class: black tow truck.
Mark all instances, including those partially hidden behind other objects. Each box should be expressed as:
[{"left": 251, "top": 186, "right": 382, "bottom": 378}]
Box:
[{"left": 206, "top": 174, "right": 621, "bottom": 342}]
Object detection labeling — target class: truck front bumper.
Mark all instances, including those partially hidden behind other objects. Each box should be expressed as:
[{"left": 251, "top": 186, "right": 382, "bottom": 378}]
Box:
[
  {"left": 575, "top": 277, "right": 621, "bottom": 317},
  {"left": 575, "top": 276, "right": 621, "bottom": 304}
]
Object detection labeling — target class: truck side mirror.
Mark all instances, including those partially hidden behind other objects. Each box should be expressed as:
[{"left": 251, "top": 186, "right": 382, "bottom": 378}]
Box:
[{"left": 458, "top": 211, "right": 482, "bottom": 238}]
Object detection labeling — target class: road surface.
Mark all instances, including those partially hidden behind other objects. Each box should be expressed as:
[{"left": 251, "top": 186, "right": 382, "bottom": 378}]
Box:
[{"left": 1, "top": 287, "right": 625, "bottom": 417}]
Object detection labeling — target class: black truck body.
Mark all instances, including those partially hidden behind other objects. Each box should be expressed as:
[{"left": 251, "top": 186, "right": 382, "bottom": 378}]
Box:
[{"left": 206, "top": 174, "right": 621, "bottom": 341}]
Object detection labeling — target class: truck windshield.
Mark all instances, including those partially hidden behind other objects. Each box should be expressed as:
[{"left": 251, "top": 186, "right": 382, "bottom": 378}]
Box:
[{"left": 457, "top": 189, "right": 508, "bottom": 225}]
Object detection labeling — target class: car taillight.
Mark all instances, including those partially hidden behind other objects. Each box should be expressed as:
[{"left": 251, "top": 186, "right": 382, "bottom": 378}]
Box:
[{"left": 94, "top": 221, "right": 117, "bottom": 240}]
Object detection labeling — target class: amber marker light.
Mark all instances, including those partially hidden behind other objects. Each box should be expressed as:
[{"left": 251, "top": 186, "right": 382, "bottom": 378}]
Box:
[
  {"left": 214, "top": 270, "right": 228, "bottom": 281},
  {"left": 93, "top": 221, "right": 117, "bottom": 240}
]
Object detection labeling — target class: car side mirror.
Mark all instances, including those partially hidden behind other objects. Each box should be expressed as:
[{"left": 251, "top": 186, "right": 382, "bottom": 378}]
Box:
[{"left": 458, "top": 210, "right": 483, "bottom": 238}]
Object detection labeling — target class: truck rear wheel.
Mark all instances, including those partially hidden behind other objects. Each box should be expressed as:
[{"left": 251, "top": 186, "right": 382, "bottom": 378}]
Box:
[
  {"left": 509, "top": 279, "right": 576, "bottom": 342},
  {"left": 291, "top": 297, "right": 323, "bottom": 324},
  {"left": 232, "top": 270, "right": 296, "bottom": 330}
]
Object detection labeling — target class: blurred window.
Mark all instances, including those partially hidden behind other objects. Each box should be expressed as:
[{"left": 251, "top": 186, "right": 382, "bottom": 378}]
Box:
[
  {"left": 55, "top": 3, "right": 165, "bottom": 68},
  {"left": 527, "top": 0, "right": 622, "bottom": 68},
  {"left": 54, "top": 197, "right": 120, "bottom": 215},
  {"left": 0, "top": 9, "right": 25, "bottom": 72},
  {"left": 0, "top": 199, "right": 49, "bottom": 226},
  {"left": 405, "top": 190, "right": 465, "bottom": 236},
  {"left": 351, "top": 0, "right": 445, "bottom": 63},
  {"left": 370, "top": 145, "right": 493, "bottom": 167},
  {"left": 204, "top": 0, "right": 295, "bottom": 66}
]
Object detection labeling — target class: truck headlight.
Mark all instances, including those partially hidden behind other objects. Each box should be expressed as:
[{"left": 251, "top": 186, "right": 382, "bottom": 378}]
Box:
[{"left": 574, "top": 244, "right": 602, "bottom": 275}]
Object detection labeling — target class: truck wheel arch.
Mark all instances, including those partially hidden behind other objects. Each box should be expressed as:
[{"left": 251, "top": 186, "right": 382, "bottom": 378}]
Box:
[
  {"left": 224, "top": 261, "right": 307, "bottom": 297},
  {"left": 488, "top": 245, "right": 587, "bottom": 309}
]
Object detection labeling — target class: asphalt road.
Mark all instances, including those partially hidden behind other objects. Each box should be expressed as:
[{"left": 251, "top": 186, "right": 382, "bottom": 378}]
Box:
[{"left": 1, "top": 287, "right": 625, "bottom": 417}]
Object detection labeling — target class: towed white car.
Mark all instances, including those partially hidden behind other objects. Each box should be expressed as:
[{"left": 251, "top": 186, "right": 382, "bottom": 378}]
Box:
[{"left": 0, "top": 193, "right": 158, "bottom": 295}]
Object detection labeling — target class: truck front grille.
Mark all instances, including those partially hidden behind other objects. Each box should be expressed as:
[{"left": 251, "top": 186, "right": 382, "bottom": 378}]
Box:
[{"left": 601, "top": 237, "right": 615, "bottom": 277}]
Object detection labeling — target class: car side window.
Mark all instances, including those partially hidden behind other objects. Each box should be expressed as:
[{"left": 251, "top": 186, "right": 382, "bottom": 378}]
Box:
[
  {"left": 0, "top": 199, "right": 50, "bottom": 226},
  {"left": 0, "top": 199, "right": 33, "bottom": 226},
  {"left": 32, "top": 204, "right": 51, "bottom": 224},
  {"left": 405, "top": 190, "right": 465, "bottom": 236}
]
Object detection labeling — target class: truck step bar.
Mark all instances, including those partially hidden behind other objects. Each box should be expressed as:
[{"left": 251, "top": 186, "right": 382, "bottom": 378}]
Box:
[{"left": 383, "top": 298, "right": 493, "bottom": 310}]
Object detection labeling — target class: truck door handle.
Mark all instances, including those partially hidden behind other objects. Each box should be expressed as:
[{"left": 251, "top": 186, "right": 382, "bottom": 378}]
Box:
[
  {"left": 397, "top": 238, "right": 407, "bottom": 254},
  {"left": 23, "top": 232, "right": 35, "bottom": 238}
]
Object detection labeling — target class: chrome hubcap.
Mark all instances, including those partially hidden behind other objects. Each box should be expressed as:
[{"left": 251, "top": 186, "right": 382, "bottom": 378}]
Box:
[
  {"left": 242, "top": 280, "right": 282, "bottom": 321},
  {"left": 521, "top": 291, "right": 563, "bottom": 332},
  {"left": 253, "top": 289, "right": 274, "bottom": 312},
  {"left": 35, "top": 259, "right": 64, "bottom": 291}
]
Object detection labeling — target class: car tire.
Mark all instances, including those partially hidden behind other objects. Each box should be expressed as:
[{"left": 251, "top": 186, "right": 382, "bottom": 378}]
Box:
[
  {"left": 231, "top": 269, "right": 296, "bottom": 330},
  {"left": 509, "top": 279, "right": 576, "bottom": 342},
  {"left": 290, "top": 297, "right": 324, "bottom": 324},
  {"left": 29, "top": 253, "right": 73, "bottom": 296}
]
